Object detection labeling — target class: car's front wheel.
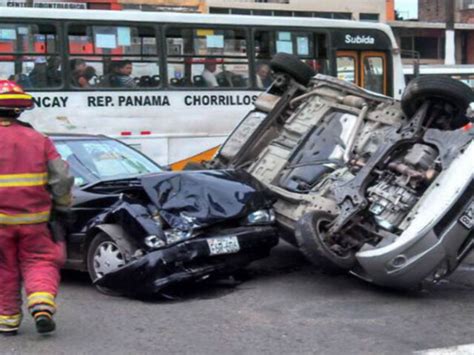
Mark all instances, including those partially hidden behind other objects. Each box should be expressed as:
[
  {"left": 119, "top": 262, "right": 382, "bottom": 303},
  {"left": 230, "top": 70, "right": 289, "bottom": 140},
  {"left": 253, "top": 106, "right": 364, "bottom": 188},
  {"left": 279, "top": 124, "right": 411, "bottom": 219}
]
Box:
[
  {"left": 401, "top": 75, "right": 474, "bottom": 129},
  {"left": 295, "top": 211, "right": 357, "bottom": 274},
  {"left": 86, "top": 232, "right": 129, "bottom": 283},
  {"left": 270, "top": 53, "right": 315, "bottom": 86}
]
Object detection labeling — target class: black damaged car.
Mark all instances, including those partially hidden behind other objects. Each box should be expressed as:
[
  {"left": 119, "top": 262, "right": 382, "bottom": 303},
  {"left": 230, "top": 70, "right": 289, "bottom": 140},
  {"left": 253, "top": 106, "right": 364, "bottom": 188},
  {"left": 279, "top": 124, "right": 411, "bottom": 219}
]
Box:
[{"left": 50, "top": 134, "right": 278, "bottom": 297}]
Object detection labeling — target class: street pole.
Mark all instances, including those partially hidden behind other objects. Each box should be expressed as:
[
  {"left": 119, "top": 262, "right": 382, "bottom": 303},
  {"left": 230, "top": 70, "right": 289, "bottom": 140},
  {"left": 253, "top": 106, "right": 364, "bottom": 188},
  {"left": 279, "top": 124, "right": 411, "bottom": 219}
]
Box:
[{"left": 445, "top": 0, "right": 456, "bottom": 64}]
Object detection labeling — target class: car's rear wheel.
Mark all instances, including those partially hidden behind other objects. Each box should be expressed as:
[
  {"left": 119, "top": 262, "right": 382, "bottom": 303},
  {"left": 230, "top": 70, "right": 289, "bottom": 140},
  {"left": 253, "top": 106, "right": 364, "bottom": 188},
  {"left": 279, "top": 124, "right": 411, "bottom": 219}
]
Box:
[
  {"left": 86, "top": 232, "right": 130, "bottom": 294},
  {"left": 401, "top": 75, "right": 474, "bottom": 129},
  {"left": 270, "top": 53, "right": 315, "bottom": 86},
  {"left": 295, "top": 211, "right": 356, "bottom": 274}
]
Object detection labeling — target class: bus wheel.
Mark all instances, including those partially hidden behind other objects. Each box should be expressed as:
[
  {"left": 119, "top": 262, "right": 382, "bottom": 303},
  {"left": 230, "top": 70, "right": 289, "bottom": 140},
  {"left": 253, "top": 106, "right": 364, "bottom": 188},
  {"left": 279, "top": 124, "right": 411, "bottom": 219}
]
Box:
[
  {"left": 401, "top": 75, "right": 474, "bottom": 129},
  {"left": 270, "top": 53, "right": 315, "bottom": 86}
]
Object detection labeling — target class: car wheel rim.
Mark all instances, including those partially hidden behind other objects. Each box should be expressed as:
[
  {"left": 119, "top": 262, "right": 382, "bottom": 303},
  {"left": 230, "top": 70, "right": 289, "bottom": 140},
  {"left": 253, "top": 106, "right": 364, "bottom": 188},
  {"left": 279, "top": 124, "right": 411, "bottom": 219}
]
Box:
[
  {"left": 93, "top": 241, "right": 125, "bottom": 279},
  {"left": 317, "top": 219, "right": 352, "bottom": 259}
]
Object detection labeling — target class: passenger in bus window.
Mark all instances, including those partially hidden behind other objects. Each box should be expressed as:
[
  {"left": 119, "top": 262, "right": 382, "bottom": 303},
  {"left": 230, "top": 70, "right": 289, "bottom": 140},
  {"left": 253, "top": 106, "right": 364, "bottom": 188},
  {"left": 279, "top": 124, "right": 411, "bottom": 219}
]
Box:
[
  {"left": 70, "top": 59, "right": 86, "bottom": 87},
  {"left": 110, "top": 60, "right": 137, "bottom": 89},
  {"left": 202, "top": 59, "right": 219, "bottom": 87},
  {"left": 46, "top": 57, "right": 62, "bottom": 87},
  {"left": 75, "top": 67, "right": 97, "bottom": 88},
  {"left": 29, "top": 57, "right": 48, "bottom": 88},
  {"left": 83, "top": 67, "right": 97, "bottom": 87},
  {"left": 71, "top": 59, "right": 96, "bottom": 88},
  {"left": 256, "top": 62, "right": 272, "bottom": 89}
]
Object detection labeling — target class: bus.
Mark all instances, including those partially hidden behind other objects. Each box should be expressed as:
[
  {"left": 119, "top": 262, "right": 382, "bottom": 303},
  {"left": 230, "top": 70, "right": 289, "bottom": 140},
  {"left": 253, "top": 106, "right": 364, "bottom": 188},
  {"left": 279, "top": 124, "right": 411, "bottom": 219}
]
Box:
[
  {"left": 404, "top": 64, "right": 474, "bottom": 89},
  {"left": 0, "top": 8, "right": 405, "bottom": 165}
]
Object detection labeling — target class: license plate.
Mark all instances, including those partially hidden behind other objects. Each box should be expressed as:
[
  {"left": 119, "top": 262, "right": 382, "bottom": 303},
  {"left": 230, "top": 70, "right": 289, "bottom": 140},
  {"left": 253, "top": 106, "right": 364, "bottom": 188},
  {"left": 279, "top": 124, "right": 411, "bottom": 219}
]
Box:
[
  {"left": 207, "top": 236, "right": 240, "bottom": 255},
  {"left": 459, "top": 201, "right": 474, "bottom": 230}
]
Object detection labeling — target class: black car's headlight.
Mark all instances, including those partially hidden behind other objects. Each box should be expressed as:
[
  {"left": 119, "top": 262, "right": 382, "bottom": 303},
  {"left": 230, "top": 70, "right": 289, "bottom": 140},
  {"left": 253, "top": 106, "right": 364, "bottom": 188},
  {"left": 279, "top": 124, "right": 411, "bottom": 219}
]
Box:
[
  {"left": 144, "top": 235, "right": 166, "bottom": 249},
  {"left": 164, "top": 229, "right": 193, "bottom": 245},
  {"left": 246, "top": 209, "right": 275, "bottom": 225}
]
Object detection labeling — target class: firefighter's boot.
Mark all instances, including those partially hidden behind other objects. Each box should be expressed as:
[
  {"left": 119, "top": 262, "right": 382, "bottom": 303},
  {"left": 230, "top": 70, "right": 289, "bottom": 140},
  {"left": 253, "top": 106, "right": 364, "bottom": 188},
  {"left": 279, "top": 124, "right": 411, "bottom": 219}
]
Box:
[
  {"left": 28, "top": 292, "right": 57, "bottom": 335},
  {"left": 34, "top": 312, "right": 56, "bottom": 334}
]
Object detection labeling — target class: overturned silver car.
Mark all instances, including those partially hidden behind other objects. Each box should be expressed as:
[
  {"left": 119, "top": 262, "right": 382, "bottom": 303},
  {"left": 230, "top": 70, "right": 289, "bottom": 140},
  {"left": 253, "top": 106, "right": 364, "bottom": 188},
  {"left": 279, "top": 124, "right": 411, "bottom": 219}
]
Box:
[{"left": 206, "top": 53, "right": 474, "bottom": 289}]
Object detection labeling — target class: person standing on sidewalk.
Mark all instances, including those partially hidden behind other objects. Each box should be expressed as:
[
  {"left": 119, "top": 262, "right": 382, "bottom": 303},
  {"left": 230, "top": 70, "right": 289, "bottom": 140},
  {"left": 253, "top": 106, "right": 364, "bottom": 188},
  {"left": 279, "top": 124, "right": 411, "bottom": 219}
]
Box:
[{"left": 0, "top": 80, "right": 74, "bottom": 336}]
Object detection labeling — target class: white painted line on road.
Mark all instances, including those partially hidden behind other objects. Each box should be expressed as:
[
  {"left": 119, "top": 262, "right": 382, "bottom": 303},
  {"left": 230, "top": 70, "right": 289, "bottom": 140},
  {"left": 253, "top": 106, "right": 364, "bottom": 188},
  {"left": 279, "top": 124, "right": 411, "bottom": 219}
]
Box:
[
  {"left": 415, "top": 343, "right": 474, "bottom": 354},
  {"left": 458, "top": 265, "right": 474, "bottom": 272}
]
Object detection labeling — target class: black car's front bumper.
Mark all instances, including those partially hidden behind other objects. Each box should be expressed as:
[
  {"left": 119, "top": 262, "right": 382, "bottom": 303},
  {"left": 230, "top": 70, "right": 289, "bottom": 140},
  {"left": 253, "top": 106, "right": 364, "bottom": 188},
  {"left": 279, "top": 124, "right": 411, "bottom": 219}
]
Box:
[{"left": 95, "top": 225, "right": 278, "bottom": 296}]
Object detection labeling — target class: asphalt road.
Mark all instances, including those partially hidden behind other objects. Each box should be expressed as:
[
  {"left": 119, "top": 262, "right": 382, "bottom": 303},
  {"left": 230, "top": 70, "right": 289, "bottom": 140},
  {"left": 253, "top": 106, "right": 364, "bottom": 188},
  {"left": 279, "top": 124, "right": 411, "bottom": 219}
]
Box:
[{"left": 2, "top": 242, "right": 473, "bottom": 355}]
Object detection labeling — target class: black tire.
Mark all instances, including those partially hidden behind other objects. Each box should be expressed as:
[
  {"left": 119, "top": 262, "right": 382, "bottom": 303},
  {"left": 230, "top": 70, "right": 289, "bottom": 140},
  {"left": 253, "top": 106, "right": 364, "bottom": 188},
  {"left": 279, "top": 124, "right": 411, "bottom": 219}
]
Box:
[
  {"left": 270, "top": 53, "right": 315, "bottom": 86},
  {"left": 401, "top": 75, "right": 474, "bottom": 129},
  {"left": 295, "top": 211, "right": 356, "bottom": 274},
  {"left": 86, "top": 232, "right": 133, "bottom": 295}
]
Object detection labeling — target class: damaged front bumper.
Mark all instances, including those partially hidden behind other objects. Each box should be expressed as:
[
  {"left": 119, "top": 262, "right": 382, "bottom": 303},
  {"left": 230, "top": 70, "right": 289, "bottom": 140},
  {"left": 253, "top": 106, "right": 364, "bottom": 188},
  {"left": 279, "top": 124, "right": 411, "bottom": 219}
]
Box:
[
  {"left": 353, "top": 141, "right": 474, "bottom": 289},
  {"left": 94, "top": 225, "right": 278, "bottom": 296}
]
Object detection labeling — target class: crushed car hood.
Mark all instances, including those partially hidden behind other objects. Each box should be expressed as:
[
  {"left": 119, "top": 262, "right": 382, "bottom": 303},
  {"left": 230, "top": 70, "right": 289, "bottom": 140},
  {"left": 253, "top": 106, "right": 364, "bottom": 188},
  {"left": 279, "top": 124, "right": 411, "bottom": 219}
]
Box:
[
  {"left": 140, "top": 170, "right": 276, "bottom": 231},
  {"left": 91, "top": 169, "right": 279, "bottom": 298}
]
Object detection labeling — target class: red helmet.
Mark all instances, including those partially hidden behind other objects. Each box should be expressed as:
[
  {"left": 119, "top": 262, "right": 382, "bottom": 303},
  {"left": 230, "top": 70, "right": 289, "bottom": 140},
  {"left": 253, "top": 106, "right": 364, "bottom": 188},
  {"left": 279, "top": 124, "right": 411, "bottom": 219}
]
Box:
[{"left": 0, "top": 80, "right": 34, "bottom": 111}]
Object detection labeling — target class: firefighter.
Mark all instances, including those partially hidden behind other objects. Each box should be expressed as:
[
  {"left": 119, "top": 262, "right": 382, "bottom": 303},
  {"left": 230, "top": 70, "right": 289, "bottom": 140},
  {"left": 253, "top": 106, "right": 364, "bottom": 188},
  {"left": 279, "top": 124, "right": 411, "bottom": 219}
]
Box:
[{"left": 0, "top": 80, "right": 73, "bottom": 336}]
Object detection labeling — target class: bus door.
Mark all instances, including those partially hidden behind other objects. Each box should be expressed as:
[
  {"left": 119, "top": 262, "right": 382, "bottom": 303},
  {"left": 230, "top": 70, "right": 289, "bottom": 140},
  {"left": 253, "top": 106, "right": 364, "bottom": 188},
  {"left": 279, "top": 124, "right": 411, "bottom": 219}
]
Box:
[
  {"left": 336, "top": 50, "right": 388, "bottom": 95},
  {"left": 336, "top": 51, "right": 358, "bottom": 85}
]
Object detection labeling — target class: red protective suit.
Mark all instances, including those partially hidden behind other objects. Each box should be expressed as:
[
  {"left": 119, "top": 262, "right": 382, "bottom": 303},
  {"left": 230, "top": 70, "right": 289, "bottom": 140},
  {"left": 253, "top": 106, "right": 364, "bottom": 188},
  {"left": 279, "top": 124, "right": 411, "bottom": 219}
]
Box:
[{"left": 0, "top": 120, "right": 67, "bottom": 333}]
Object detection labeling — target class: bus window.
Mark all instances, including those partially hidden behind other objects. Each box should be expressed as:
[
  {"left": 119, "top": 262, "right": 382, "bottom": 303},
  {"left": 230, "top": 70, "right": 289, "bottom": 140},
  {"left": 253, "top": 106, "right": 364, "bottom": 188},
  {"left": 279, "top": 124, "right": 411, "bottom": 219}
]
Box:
[
  {"left": 336, "top": 54, "right": 357, "bottom": 83},
  {"left": 67, "top": 24, "right": 159, "bottom": 89},
  {"left": 166, "top": 27, "right": 248, "bottom": 88},
  {"left": 0, "top": 23, "right": 61, "bottom": 89},
  {"left": 255, "top": 31, "right": 315, "bottom": 58},
  {"left": 254, "top": 30, "right": 327, "bottom": 88},
  {"left": 361, "top": 53, "right": 386, "bottom": 94}
]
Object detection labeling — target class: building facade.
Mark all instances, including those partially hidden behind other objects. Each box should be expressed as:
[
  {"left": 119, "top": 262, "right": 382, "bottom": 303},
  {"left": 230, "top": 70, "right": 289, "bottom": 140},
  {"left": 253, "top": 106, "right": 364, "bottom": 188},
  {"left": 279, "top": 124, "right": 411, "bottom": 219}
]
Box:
[
  {"left": 390, "top": 0, "right": 474, "bottom": 65},
  {"left": 0, "top": 0, "right": 393, "bottom": 19},
  {"left": 205, "top": 0, "right": 388, "bottom": 22},
  {"left": 419, "top": 0, "right": 474, "bottom": 22}
]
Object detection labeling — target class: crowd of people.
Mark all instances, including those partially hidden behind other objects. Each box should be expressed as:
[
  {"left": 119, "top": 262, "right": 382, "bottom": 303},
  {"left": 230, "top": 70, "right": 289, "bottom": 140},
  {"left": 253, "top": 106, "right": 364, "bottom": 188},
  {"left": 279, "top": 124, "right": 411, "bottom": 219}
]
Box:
[
  {"left": 196, "top": 58, "right": 272, "bottom": 89},
  {"left": 8, "top": 57, "right": 139, "bottom": 89},
  {"left": 8, "top": 56, "right": 275, "bottom": 89},
  {"left": 71, "top": 59, "right": 136, "bottom": 88}
]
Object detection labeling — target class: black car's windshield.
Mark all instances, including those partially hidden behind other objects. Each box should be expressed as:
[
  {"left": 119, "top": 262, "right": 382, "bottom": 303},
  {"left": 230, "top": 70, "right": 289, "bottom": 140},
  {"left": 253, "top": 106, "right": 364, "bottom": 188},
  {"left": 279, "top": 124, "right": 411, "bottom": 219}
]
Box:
[{"left": 54, "top": 138, "right": 162, "bottom": 186}]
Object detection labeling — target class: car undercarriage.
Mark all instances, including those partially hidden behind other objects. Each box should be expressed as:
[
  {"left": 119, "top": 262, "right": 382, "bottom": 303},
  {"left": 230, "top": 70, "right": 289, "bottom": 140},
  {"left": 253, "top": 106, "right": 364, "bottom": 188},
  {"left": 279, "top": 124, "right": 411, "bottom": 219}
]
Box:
[{"left": 206, "top": 54, "right": 474, "bottom": 289}]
